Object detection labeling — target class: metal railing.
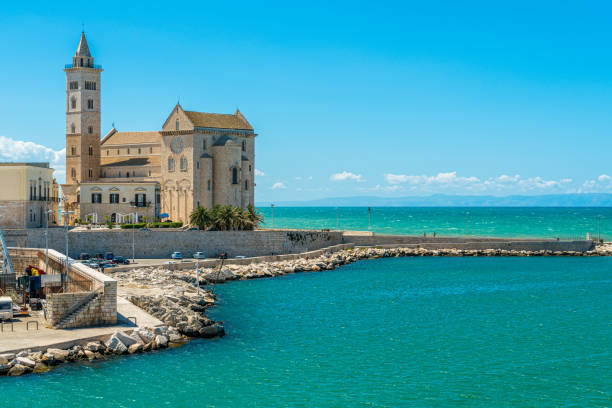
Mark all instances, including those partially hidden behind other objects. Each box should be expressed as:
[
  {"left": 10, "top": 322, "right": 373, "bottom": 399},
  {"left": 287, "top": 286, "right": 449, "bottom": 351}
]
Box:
[
  {"left": 64, "top": 63, "right": 102, "bottom": 69},
  {"left": 129, "top": 201, "right": 151, "bottom": 208}
]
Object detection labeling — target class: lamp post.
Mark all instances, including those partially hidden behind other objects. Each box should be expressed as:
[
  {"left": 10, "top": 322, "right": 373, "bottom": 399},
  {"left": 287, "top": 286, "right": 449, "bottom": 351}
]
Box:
[
  {"left": 44, "top": 208, "right": 53, "bottom": 274},
  {"left": 271, "top": 204, "right": 274, "bottom": 229},
  {"left": 130, "top": 204, "right": 137, "bottom": 263},
  {"left": 62, "top": 206, "right": 74, "bottom": 292},
  {"left": 196, "top": 259, "right": 200, "bottom": 296},
  {"left": 598, "top": 215, "right": 601, "bottom": 242}
]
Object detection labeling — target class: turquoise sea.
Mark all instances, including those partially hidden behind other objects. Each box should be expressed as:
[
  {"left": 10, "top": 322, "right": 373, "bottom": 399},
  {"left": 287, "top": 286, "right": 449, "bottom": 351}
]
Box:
[
  {"left": 1, "top": 257, "right": 611, "bottom": 407},
  {"left": 258, "top": 207, "right": 612, "bottom": 239}
]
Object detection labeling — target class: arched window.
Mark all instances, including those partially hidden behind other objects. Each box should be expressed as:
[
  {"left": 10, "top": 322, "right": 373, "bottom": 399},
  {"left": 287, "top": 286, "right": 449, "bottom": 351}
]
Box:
[
  {"left": 70, "top": 123, "right": 76, "bottom": 133},
  {"left": 88, "top": 146, "right": 93, "bottom": 156},
  {"left": 245, "top": 180, "right": 248, "bottom": 190},
  {"left": 175, "top": 119, "right": 180, "bottom": 130},
  {"left": 202, "top": 140, "right": 206, "bottom": 150},
  {"left": 71, "top": 168, "right": 76, "bottom": 178},
  {"left": 168, "top": 157, "right": 175, "bottom": 171},
  {"left": 87, "top": 99, "right": 94, "bottom": 109},
  {"left": 242, "top": 140, "right": 246, "bottom": 152},
  {"left": 71, "top": 146, "right": 76, "bottom": 156},
  {"left": 232, "top": 167, "right": 238, "bottom": 185},
  {"left": 71, "top": 97, "right": 76, "bottom": 109},
  {"left": 180, "top": 156, "right": 187, "bottom": 171}
]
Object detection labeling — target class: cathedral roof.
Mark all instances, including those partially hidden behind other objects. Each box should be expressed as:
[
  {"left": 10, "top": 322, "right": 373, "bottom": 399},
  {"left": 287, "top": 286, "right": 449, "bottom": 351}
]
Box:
[
  {"left": 100, "top": 157, "right": 158, "bottom": 167},
  {"left": 101, "top": 130, "right": 161, "bottom": 146},
  {"left": 75, "top": 32, "right": 91, "bottom": 57},
  {"left": 184, "top": 110, "right": 253, "bottom": 131}
]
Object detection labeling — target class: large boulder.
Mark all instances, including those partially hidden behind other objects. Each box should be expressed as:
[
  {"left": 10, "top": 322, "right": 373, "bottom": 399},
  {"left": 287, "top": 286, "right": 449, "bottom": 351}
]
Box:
[
  {"left": 85, "top": 341, "right": 104, "bottom": 352},
  {"left": 0, "top": 353, "right": 15, "bottom": 363},
  {"left": 154, "top": 335, "right": 168, "bottom": 348},
  {"left": 134, "top": 328, "right": 155, "bottom": 344},
  {"left": 106, "top": 335, "right": 128, "bottom": 354},
  {"left": 46, "top": 348, "right": 70, "bottom": 363},
  {"left": 114, "top": 331, "right": 139, "bottom": 347},
  {"left": 0, "top": 364, "right": 9, "bottom": 375},
  {"left": 16, "top": 357, "right": 36, "bottom": 369},
  {"left": 128, "top": 343, "right": 143, "bottom": 354},
  {"left": 203, "top": 268, "right": 236, "bottom": 283},
  {"left": 8, "top": 364, "right": 31, "bottom": 376}
]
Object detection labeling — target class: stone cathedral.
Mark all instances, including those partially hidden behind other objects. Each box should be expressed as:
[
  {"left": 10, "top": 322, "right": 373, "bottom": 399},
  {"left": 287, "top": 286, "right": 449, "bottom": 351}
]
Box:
[{"left": 61, "top": 33, "right": 256, "bottom": 224}]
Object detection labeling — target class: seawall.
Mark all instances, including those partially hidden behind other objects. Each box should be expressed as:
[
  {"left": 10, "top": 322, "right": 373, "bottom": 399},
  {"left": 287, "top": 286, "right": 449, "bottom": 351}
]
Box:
[
  {"left": 2, "top": 228, "right": 595, "bottom": 260},
  {"left": 2, "top": 229, "right": 344, "bottom": 259}
]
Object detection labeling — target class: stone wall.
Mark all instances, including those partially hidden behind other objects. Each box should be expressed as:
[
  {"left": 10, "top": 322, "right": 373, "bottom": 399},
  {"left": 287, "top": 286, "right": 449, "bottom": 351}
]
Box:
[
  {"left": 4, "top": 229, "right": 344, "bottom": 259},
  {"left": 7, "top": 247, "right": 117, "bottom": 328}
]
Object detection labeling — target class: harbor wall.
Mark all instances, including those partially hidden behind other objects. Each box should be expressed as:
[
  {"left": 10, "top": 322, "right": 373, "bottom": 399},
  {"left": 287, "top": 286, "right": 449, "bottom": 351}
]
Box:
[{"left": 3, "top": 229, "right": 344, "bottom": 259}]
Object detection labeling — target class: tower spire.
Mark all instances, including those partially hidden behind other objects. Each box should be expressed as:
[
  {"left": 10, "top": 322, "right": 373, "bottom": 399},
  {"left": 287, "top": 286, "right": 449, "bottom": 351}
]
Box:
[{"left": 75, "top": 31, "right": 91, "bottom": 57}]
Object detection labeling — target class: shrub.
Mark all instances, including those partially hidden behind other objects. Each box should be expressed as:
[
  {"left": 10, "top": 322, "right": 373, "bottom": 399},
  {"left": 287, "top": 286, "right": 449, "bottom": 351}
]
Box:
[{"left": 120, "top": 223, "right": 146, "bottom": 229}]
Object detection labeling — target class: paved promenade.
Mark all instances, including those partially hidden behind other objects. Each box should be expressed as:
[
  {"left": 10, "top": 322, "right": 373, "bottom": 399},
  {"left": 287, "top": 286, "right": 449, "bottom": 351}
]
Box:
[{"left": 0, "top": 297, "right": 162, "bottom": 354}]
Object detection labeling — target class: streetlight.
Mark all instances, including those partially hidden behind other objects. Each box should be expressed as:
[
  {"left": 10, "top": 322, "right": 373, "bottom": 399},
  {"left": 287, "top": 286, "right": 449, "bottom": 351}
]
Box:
[
  {"left": 271, "top": 204, "right": 274, "bottom": 229},
  {"left": 130, "top": 204, "right": 138, "bottom": 263},
  {"left": 44, "top": 208, "right": 53, "bottom": 274},
  {"left": 62, "top": 203, "right": 74, "bottom": 292},
  {"left": 195, "top": 259, "right": 200, "bottom": 296},
  {"left": 598, "top": 215, "right": 601, "bottom": 243}
]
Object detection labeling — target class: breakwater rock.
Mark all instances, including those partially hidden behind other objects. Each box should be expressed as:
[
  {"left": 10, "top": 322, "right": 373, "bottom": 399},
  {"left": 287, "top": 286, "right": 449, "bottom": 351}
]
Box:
[
  {"left": 0, "top": 326, "right": 184, "bottom": 377},
  {"left": 128, "top": 294, "right": 225, "bottom": 338}
]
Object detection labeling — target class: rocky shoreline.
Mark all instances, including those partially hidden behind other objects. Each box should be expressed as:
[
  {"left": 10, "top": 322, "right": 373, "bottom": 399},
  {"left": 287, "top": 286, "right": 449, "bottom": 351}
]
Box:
[
  {"left": 0, "top": 325, "right": 187, "bottom": 377},
  {"left": 4, "top": 243, "right": 609, "bottom": 377}
]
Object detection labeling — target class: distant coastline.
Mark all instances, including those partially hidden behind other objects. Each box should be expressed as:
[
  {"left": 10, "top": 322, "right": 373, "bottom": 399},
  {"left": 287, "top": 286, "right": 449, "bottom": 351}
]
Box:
[{"left": 257, "top": 193, "right": 612, "bottom": 207}]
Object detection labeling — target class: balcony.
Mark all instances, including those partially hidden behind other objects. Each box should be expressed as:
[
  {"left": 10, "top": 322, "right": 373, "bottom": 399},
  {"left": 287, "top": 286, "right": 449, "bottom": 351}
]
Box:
[
  {"left": 129, "top": 201, "right": 151, "bottom": 208},
  {"left": 64, "top": 63, "right": 103, "bottom": 70}
]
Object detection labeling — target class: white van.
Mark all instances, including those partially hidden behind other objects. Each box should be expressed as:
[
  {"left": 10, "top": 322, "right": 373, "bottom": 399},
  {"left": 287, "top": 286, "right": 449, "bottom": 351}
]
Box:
[{"left": 0, "top": 296, "right": 13, "bottom": 321}]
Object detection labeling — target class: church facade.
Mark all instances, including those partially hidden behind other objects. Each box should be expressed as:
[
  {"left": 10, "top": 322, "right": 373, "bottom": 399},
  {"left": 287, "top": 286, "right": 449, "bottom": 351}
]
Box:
[{"left": 61, "top": 33, "right": 256, "bottom": 225}]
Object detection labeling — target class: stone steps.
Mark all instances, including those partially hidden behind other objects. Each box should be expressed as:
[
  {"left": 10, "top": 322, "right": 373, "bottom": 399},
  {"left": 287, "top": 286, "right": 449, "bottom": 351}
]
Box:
[{"left": 56, "top": 293, "right": 101, "bottom": 329}]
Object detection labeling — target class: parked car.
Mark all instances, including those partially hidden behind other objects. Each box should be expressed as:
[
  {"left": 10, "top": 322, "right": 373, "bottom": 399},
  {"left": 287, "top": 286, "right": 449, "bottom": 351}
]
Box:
[
  {"left": 165, "top": 261, "right": 177, "bottom": 265},
  {"left": 139, "top": 227, "right": 152, "bottom": 231},
  {"left": 0, "top": 297, "right": 13, "bottom": 321},
  {"left": 193, "top": 252, "right": 206, "bottom": 259},
  {"left": 113, "top": 256, "right": 130, "bottom": 265},
  {"left": 89, "top": 262, "right": 99, "bottom": 269},
  {"left": 79, "top": 253, "right": 91, "bottom": 260},
  {"left": 104, "top": 252, "right": 114, "bottom": 260},
  {"left": 235, "top": 255, "right": 247, "bottom": 259},
  {"left": 185, "top": 227, "right": 199, "bottom": 231},
  {"left": 171, "top": 251, "right": 183, "bottom": 260}
]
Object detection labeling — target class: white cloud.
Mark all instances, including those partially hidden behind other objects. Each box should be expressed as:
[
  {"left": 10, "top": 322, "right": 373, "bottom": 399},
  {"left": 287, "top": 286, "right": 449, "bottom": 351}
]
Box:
[
  {"left": 384, "top": 171, "right": 578, "bottom": 195},
  {"left": 385, "top": 172, "right": 479, "bottom": 186},
  {"left": 330, "top": 171, "right": 364, "bottom": 182},
  {"left": 580, "top": 174, "right": 612, "bottom": 193},
  {"left": 0, "top": 136, "right": 65, "bottom": 182},
  {"left": 270, "top": 182, "right": 287, "bottom": 190},
  {"left": 295, "top": 176, "right": 302, "bottom": 180},
  {"left": 254, "top": 169, "right": 265, "bottom": 176}
]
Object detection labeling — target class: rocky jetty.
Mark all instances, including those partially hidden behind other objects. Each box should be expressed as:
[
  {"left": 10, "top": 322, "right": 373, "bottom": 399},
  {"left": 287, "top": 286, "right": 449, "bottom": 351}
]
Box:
[
  {"left": 115, "top": 245, "right": 611, "bottom": 289},
  {"left": 0, "top": 326, "right": 183, "bottom": 377}
]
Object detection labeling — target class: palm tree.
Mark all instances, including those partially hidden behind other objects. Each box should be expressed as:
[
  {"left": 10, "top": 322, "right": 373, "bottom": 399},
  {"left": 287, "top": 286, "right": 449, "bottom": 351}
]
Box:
[
  {"left": 247, "top": 204, "right": 264, "bottom": 229},
  {"left": 217, "top": 205, "right": 235, "bottom": 231},
  {"left": 190, "top": 206, "right": 211, "bottom": 230}
]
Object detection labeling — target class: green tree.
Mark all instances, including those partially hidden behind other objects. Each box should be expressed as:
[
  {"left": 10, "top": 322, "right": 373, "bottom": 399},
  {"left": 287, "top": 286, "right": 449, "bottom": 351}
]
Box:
[
  {"left": 247, "top": 205, "right": 264, "bottom": 230},
  {"left": 190, "top": 206, "right": 212, "bottom": 230}
]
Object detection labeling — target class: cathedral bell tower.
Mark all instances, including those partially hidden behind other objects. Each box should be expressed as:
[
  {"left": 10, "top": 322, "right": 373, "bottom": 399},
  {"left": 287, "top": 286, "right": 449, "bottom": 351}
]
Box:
[{"left": 64, "top": 32, "right": 102, "bottom": 185}]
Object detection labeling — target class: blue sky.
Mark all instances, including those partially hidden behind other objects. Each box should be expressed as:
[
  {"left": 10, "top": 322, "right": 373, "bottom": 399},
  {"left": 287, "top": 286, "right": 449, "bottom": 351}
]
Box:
[{"left": 1, "top": 1, "right": 612, "bottom": 202}]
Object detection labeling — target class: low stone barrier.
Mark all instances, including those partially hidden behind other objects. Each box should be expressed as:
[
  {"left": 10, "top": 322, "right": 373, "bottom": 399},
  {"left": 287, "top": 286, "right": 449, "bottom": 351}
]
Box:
[{"left": 7, "top": 247, "right": 117, "bottom": 328}]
